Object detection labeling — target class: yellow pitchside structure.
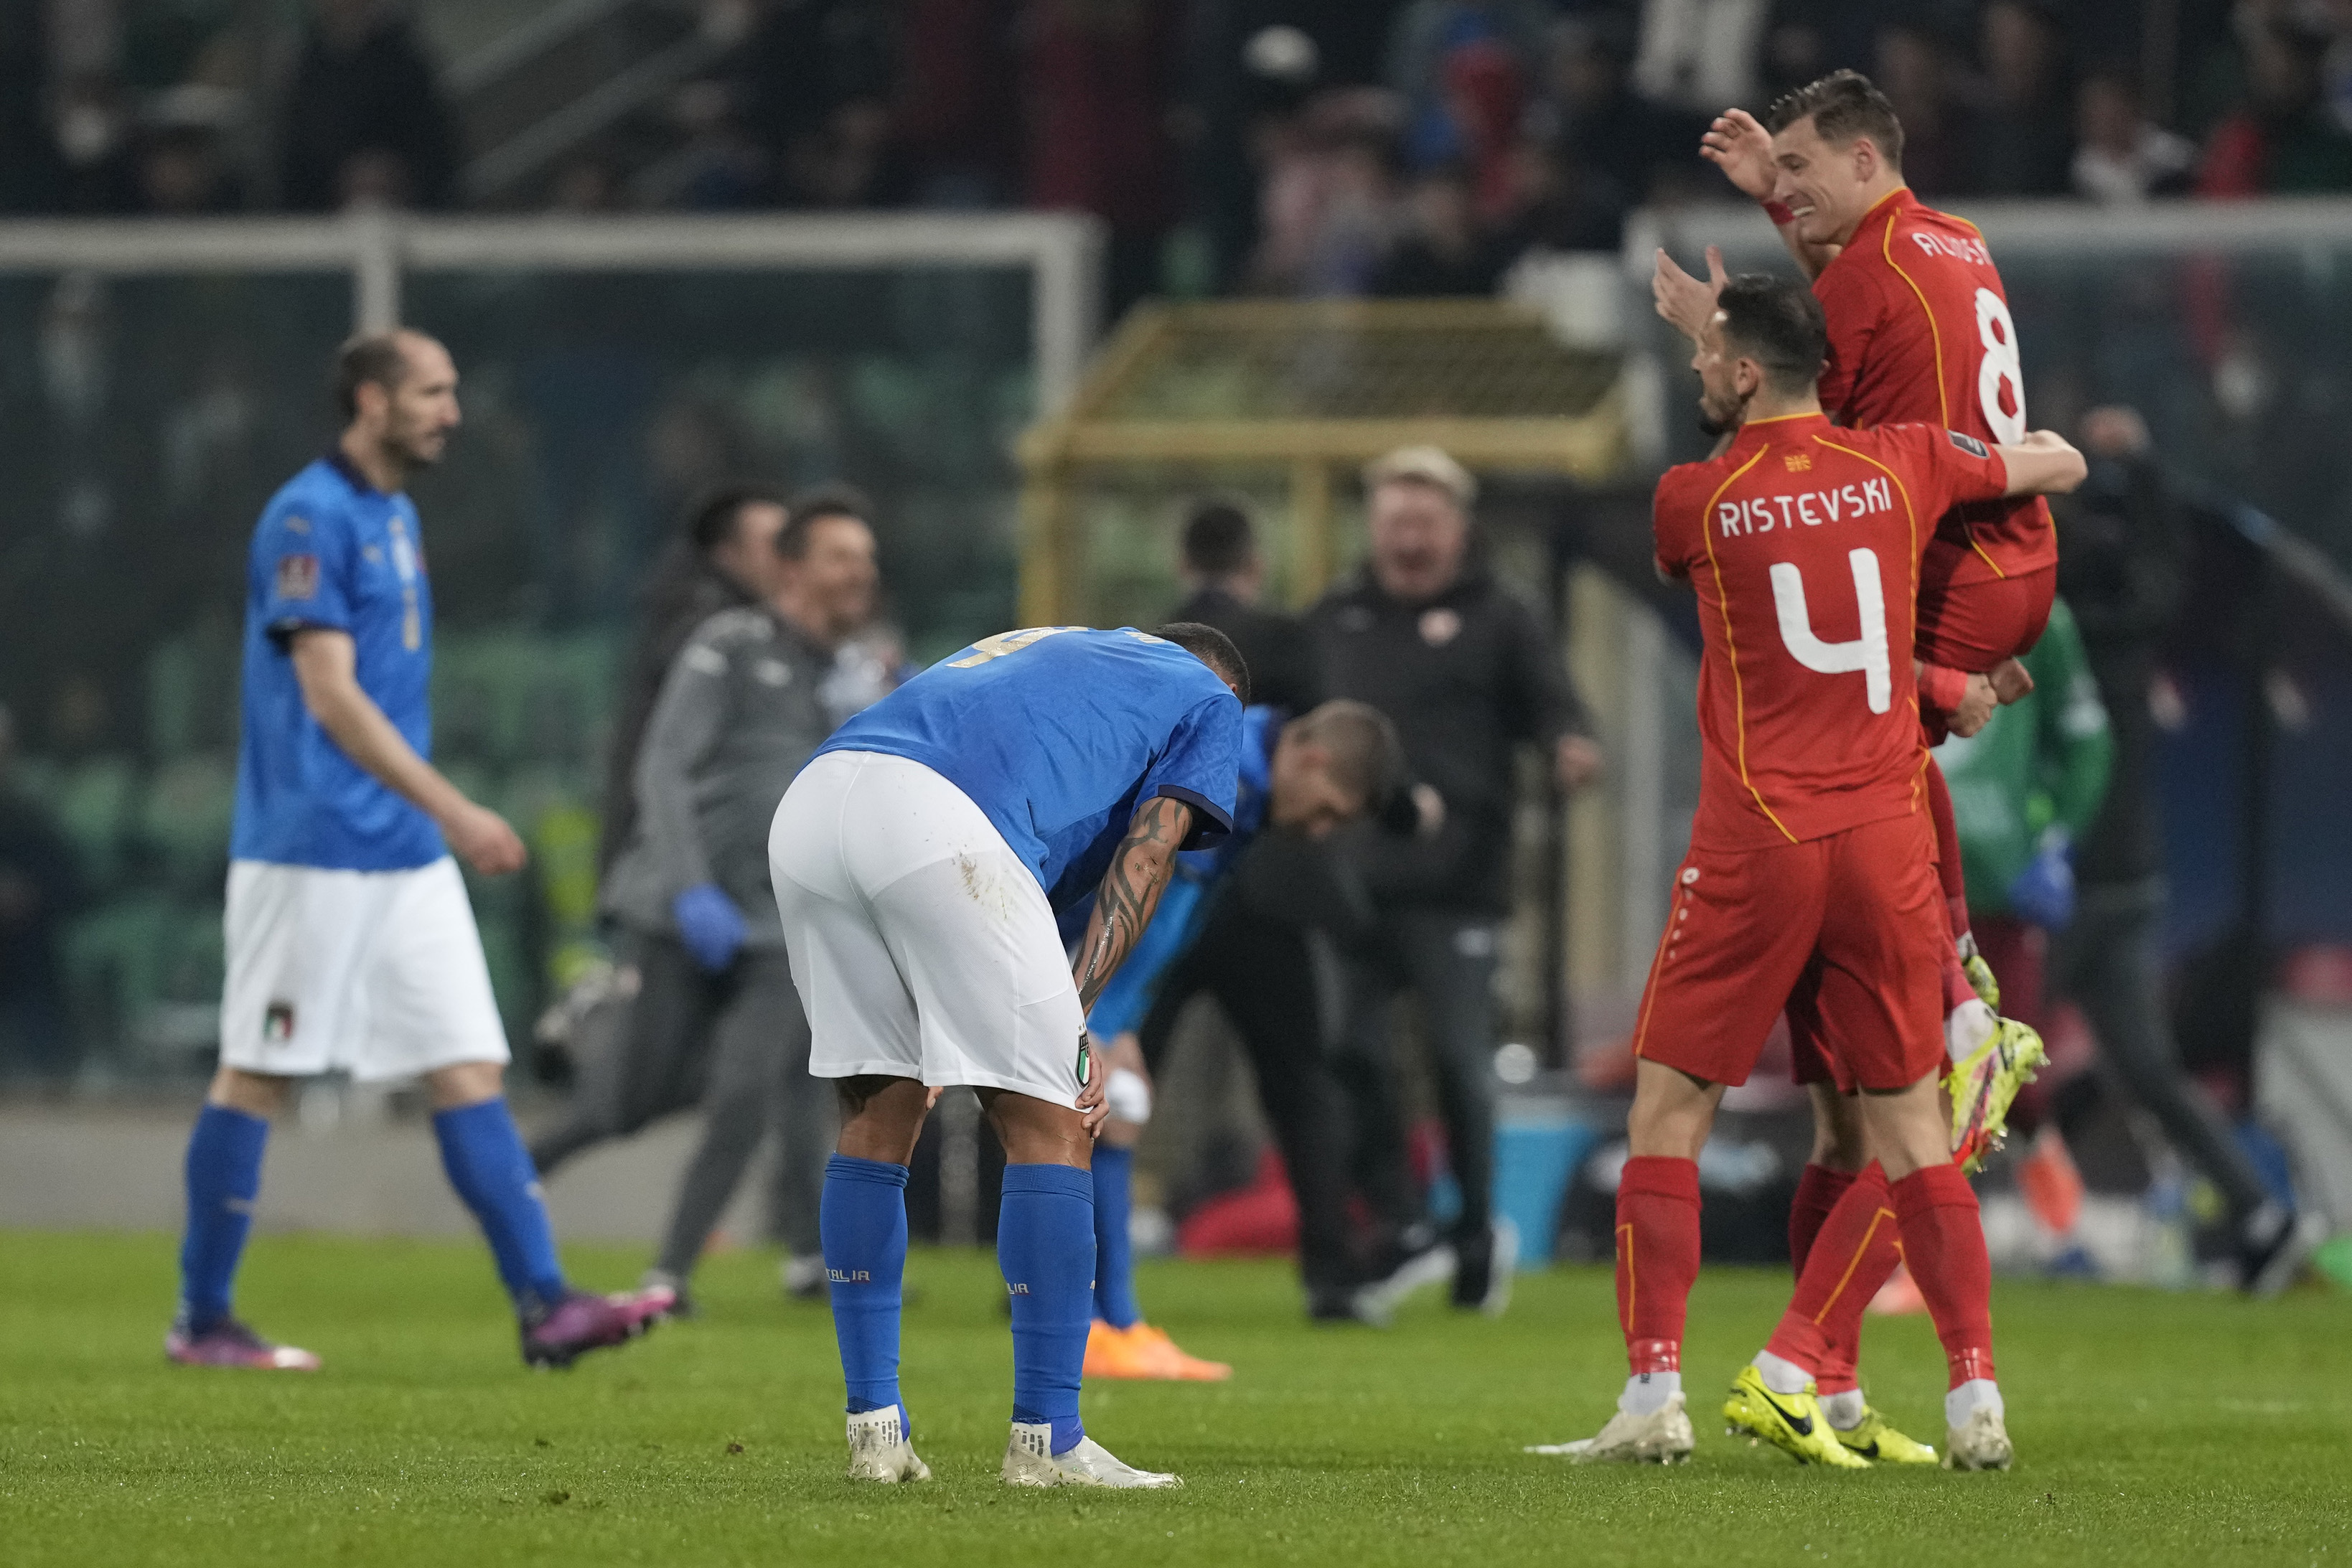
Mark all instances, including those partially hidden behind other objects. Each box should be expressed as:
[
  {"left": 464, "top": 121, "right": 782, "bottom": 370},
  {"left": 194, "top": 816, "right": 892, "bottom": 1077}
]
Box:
[{"left": 1014, "top": 298, "right": 1631, "bottom": 624}]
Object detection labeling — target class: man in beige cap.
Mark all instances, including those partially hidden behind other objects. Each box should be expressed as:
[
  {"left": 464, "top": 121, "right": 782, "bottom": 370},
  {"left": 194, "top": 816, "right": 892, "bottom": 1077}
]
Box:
[{"left": 1309, "top": 444, "right": 1601, "bottom": 1316}]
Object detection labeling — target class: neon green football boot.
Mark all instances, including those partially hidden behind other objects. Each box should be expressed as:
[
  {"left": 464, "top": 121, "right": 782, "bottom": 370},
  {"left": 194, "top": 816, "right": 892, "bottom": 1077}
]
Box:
[
  {"left": 1829, "top": 1404, "right": 1938, "bottom": 1465},
  {"left": 1948, "top": 1016, "right": 2048, "bottom": 1175},
  {"left": 1722, "top": 1366, "right": 1870, "bottom": 1468}
]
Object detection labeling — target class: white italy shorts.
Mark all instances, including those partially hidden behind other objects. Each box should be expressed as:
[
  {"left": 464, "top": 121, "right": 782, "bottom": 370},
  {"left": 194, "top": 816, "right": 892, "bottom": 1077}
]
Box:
[
  {"left": 219, "top": 856, "right": 510, "bottom": 1081},
  {"left": 771, "top": 750, "right": 1089, "bottom": 1109}
]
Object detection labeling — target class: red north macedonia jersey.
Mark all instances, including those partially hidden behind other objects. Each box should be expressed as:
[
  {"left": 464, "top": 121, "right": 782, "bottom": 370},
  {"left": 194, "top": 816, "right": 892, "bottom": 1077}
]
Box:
[
  {"left": 1654, "top": 413, "right": 2011, "bottom": 850},
  {"left": 1813, "top": 188, "right": 2051, "bottom": 585}
]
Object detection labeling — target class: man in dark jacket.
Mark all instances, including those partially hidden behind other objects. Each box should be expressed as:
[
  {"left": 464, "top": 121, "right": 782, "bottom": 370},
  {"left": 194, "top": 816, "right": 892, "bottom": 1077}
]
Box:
[
  {"left": 1168, "top": 498, "right": 1321, "bottom": 714},
  {"left": 1309, "top": 446, "right": 1600, "bottom": 1314},
  {"left": 2052, "top": 407, "right": 2320, "bottom": 1294}
]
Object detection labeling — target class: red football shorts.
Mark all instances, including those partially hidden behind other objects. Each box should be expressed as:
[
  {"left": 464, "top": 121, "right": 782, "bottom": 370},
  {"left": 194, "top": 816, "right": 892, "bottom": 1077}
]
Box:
[
  {"left": 1636, "top": 812, "right": 1947, "bottom": 1094},
  {"left": 1914, "top": 550, "right": 2056, "bottom": 672}
]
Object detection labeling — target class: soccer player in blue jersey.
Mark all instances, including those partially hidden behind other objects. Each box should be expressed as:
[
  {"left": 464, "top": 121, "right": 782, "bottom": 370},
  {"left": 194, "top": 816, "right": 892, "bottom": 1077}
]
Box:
[
  {"left": 770, "top": 622, "right": 1248, "bottom": 1488},
  {"left": 166, "top": 330, "right": 670, "bottom": 1372},
  {"left": 1078, "top": 698, "right": 1405, "bottom": 1379}
]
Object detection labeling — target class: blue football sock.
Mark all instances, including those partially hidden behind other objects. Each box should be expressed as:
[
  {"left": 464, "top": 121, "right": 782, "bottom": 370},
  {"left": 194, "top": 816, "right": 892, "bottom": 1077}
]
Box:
[
  {"left": 179, "top": 1104, "right": 269, "bottom": 1333},
  {"left": 1000, "top": 1163, "right": 1096, "bottom": 1456},
  {"left": 432, "top": 1098, "right": 567, "bottom": 1318},
  {"left": 823, "top": 1154, "right": 910, "bottom": 1419},
  {"left": 1091, "top": 1145, "right": 1141, "bottom": 1330}
]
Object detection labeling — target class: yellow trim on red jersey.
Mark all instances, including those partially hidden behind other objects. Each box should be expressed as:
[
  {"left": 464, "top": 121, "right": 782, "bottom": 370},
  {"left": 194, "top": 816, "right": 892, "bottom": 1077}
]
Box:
[
  {"left": 1696, "top": 444, "right": 1799, "bottom": 845},
  {"left": 1877, "top": 192, "right": 2007, "bottom": 579}
]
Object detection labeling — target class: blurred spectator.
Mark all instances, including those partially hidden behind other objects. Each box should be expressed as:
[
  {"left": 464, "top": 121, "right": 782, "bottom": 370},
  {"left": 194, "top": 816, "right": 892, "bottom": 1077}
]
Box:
[
  {"left": 136, "top": 88, "right": 244, "bottom": 213},
  {"left": 1389, "top": 0, "right": 1551, "bottom": 174},
  {"left": 1967, "top": 0, "right": 2076, "bottom": 196},
  {"left": 896, "top": 0, "right": 1021, "bottom": 206},
  {"left": 1023, "top": 0, "right": 1188, "bottom": 311},
  {"left": 1247, "top": 89, "right": 1401, "bottom": 295},
  {"left": 1374, "top": 166, "right": 1504, "bottom": 295},
  {"left": 1491, "top": 136, "right": 1628, "bottom": 255},
  {"left": 662, "top": 78, "right": 768, "bottom": 210},
  {"left": 1541, "top": 17, "right": 1694, "bottom": 207},
  {"left": 52, "top": 72, "right": 142, "bottom": 212},
  {"left": 2073, "top": 69, "right": 2195, "bottom": 201},
  {"left": 0, "top": 705, "right": 78, "bottom": 1083},
  {"left": 2197, "top": 17, "right": 2352, "bottom": 195},
  {"left": 738, "top": 0, "right": 900, "bottom": 207},
  {"left": 1875, "top": 24, "right": 1978, "bottom": 199},
  {"left": 1633, "top": 0, "right": 1768, "bottom": 112},
  {"left": 280, "top": 0, "right": 459, "bottom": 210}
]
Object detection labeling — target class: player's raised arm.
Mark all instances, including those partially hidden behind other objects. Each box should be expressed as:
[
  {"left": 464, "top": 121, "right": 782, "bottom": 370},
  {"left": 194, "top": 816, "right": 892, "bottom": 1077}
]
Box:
[
  {"left": 288, "top": 629, "right": 525, "bottom": 875},
  {"left": 1700, "top": 108, "right": 1842, "bottom": 279},
  {"left": 1072, "top": 794, "right": 1194, "bottom": 1015},
  {"left": 1992, "top": 430, "right": 2089, "bottom": 499}
]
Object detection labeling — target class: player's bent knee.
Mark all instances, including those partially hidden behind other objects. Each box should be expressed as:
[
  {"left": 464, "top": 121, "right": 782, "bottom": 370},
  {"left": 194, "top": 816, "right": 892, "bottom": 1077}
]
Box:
[
  {"left": 834, "top": 1075, "right": 929, "bottom": 1165},
  {"left": 425, "top": 1058, "right": 507, "bottom": 1111},
  {"left": 209, "top": 1066, "right": 296, "bottom": 1118},
  {"left": 978, "top": 1088, "right": 1092, "bottom": 1169}
]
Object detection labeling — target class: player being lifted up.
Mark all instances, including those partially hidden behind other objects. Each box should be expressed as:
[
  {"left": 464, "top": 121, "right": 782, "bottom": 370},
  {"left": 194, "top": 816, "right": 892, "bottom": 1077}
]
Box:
[
  {"left": 168, "top": 332, "right": 670, "bottom": 1372},
  {"left": 1654, "top": 70, "right": 2052, "bottom": 1180},
  {"left": 772, "top": 621, "right": 1247, "bottom": 1488},
  {"left": 1538, "top": 277, "right": 2084, "bottom": 1470}
]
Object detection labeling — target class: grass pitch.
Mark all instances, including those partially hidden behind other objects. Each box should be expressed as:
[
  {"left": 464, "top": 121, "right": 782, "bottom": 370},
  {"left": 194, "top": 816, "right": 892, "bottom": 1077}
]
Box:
[{"left": 2, "top": 1231, "right": 2346, "bottom": 1567}]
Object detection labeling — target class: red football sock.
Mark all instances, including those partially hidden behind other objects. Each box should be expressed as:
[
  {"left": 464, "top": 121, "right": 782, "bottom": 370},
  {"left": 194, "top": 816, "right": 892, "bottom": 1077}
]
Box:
[
  {"left": 1615, "top": 1156, "right": 1701, "bottom": 1375},
  {"left": 1944, "top": 950, "right": 1978, "bottom": 1016},
  {"left": 1787, "top": 1162, "right": 1856, "bottom": 1277},
  {"left": 1891, "top": 1164, "right": 1997, "bottom": 1389},
  {"left": 1924, "top": 760, "right": 1971, "bottom": 940},
  {"left": 1772, "top": 1163, "right": 1901, "bottom": 1395}
]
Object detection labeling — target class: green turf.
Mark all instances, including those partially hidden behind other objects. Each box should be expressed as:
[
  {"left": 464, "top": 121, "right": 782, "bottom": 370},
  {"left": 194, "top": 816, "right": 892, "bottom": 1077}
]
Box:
[{"left": 2, "top": 1233, "right": 2346, "bottom": 1567}]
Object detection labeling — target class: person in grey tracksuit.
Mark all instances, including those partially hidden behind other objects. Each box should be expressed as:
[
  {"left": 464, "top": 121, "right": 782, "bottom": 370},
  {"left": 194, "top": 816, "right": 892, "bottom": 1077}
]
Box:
[{"left": 530, "top": 489, "right": 881, "bottom": 1306}]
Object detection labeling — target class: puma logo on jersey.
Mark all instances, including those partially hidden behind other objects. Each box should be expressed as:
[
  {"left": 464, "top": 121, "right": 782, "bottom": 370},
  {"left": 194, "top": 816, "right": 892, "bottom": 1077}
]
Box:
[{"left": 1717, "top": 477, "right": 1891, "bottom": 537}]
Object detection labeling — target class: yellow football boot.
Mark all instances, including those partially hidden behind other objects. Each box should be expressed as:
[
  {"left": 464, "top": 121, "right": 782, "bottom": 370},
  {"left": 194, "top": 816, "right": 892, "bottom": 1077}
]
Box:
[
  {"left": 1722, "top": 1366, "right": 1870, "bottom": 1468},
  {"left": 1948, "top": 1017, "right": 2048, "bottom": 1175},
  {"left": 1829, "top": 1405, "right": 1938, "bottom": 1465}
]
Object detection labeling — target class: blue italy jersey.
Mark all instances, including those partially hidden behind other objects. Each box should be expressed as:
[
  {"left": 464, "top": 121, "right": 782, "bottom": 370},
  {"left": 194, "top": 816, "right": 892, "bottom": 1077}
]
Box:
[
  {"left": 815, "top": 626, "right": 1243, "bottom": 909},
  {"left": 1081, "top": 704, "right": 1276, "bottom": 1037},
  {"left": 230, "top": 453, "right": 445, "bottom": 870}
]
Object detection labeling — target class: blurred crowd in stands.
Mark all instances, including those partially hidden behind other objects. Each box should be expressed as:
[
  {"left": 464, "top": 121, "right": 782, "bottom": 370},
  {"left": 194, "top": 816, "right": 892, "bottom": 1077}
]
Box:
[{"left": 8, "top": 2, "right": 2352, "bottom": 298}]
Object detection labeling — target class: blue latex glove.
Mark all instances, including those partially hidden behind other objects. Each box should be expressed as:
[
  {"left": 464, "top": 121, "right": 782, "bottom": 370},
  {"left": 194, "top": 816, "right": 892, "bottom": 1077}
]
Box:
[
  {"left": 2007, "top": 831, "right": 2075, "bottom": 931},
  {"left": 672, "top": 881, "right": 747, "bottom": 972}
]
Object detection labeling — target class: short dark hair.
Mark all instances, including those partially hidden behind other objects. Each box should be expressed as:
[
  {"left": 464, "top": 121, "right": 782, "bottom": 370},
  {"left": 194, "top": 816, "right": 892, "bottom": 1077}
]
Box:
[
  {"left": 1766, "top": 69, "right": 1905, "bottom": 169},
  {"left": 1718, "top": 273, "right": 1828, "bottom": 394},
  {"left": 779, "top": 481, "right": 876, "bottom": 560},
  {"left": 1287, "top": 699, "right": 1405, "bottom": 810},
  {"left": 331, "top": 331, "right": 415, "bottom": 420},
  {"left": 1181, "top": 499, "right": 1255, "bottom": 578},
  {"left": 1154, "top": 621, "right": 1250, "bottom": 702},
  {"left": 683, "top": 483, "right": 787, "bottom": 553}
]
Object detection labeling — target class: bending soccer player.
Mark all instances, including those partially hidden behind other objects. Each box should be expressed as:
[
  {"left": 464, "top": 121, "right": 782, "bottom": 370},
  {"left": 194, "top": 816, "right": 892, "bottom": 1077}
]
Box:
[
  {"left": 169, "top": 332, "right": 671, "bottom": 1372},
  {"left": 1655, "top": 70, "right": 2056, "bottom": 1173},
  {"left": 1540, "top": 276, "right": 2084, "bottom": 1470},
  {"left": 772, "top": 622, "right": 1248, "bottom": 1488},
  {"left": 1081, "top": 699, "right": 1409, "bottom": 1376}
]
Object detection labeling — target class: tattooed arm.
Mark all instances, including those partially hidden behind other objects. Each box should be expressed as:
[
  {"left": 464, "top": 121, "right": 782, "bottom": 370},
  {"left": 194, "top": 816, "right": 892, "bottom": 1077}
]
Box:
[{"left": 1072, "top": 795, "right": 1196, "bottom": 1014}]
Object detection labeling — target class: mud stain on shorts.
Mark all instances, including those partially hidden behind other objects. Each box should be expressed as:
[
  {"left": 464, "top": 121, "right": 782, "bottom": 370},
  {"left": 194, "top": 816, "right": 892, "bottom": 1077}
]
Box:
[{"left": 955, "top": 853, "right": 1016, "bottom": 923}]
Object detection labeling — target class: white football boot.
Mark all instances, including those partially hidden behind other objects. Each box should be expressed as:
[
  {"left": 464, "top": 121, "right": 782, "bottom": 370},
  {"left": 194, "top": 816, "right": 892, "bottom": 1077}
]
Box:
[
  {"left": 1524, "top": 1392, "right": 1695, "bottom": 1464},
  {"left": 845, "top": 1406, "right": 930, "bottom": 1483},
  {"left": 1001, "top": 1422, "right": 1181, "bottom": 1488},
  {"left": 1941, "top": 1405, "right": 2015, "bottom": 1471}
]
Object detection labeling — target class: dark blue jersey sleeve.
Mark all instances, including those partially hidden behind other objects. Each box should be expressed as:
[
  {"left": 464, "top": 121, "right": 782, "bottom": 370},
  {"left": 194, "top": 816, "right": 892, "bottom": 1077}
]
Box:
[{"left": 1140, "top": 693, "right": 1244, "bottom": 850}]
